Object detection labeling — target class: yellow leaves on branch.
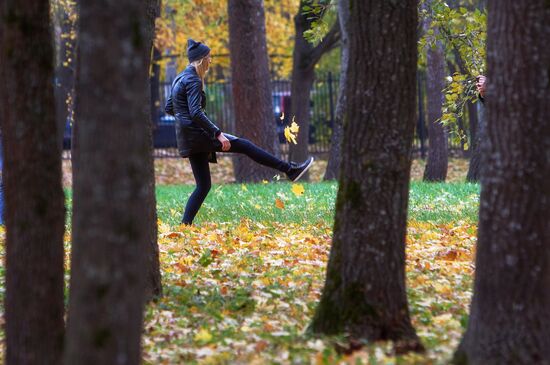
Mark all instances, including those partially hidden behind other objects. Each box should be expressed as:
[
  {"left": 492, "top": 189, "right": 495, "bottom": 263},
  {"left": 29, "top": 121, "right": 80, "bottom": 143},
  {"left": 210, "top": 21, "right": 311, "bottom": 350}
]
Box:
[
  {"left": 157, "top": 0, "right": 300, "bottom": 78},
  {"left": 284, "top": 117, "right": 300, "bottom": 144}
]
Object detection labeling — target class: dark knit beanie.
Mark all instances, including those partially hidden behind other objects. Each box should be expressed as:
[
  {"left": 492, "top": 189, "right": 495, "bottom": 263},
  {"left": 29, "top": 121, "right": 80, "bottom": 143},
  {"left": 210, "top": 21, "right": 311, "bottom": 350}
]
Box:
[{"left": 187, "top": 39, "right": 211, "bottom": 63}]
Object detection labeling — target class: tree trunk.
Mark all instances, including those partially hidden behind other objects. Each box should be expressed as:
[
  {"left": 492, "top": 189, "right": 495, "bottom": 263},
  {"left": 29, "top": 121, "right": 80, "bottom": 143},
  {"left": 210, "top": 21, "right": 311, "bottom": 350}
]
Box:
[
  {"left": 311, "top": 0, "right": 423, "bottom": 354},
  {"left": 449, "top": 47, "right": 482, "bottom": 180},
  {"left": 289, "top": 64, "right": 315, "bottom": 165},
  {"left": 323, "top": 0, "right": 349, "bottom": 181},
  {"left": 143, "top": 0, "right": 162, "bottom": 301},
  {"left": 64, "top": 0, "right": 150, "bottom": 363},
  {"left": 150, "top": 46, "right": 162, "bottom": 128},
  {"left": 454, "top": 1, "right": 550, "bottom": 364},
  {"left": 417, "top": 70, "right": 428, "bottom": 159},
  {"left": 228, "top": 0, "right": 280, "bottom": 182},
  {"left": 0, "top": 1, "right": 66, "bottom": 364},
  {"left": 466, "top": 101, "right": 485, "bottom": 182},
  {"left": 423, "top": 34, "right": 448, "bottom": 181},
  {"left": 466, "top": 100, "right": 478, "bottom": 152},
  {"left": 289, "top": 0, "right": 340, "bottom": 179}
]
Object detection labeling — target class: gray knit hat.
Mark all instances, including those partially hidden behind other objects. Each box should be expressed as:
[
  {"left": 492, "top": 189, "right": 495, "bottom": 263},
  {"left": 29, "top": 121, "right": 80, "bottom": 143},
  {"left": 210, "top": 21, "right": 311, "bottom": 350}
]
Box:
[{"left": 187, "top": 39, "right": 211, "bottom": 63}]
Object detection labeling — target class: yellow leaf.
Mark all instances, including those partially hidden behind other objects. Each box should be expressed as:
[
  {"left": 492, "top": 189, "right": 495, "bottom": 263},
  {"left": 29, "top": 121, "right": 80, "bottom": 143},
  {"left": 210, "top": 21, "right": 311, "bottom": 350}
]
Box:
[
  {"left": 262, "top": 180, "right": 268, "bottom": 184},
  {"left": 241, "top": 184, "right": 248, "bottom": 191},
  {"left": 291, "top": 184, "right": 305, "bottom": 197},
  {"left": 289, "top": 117, "right": 299, "bottom": 133},
  {"left": 275, "top": 198, "right": 285, "bottom": 209},
  {"left": 284, "top": 126, "right": 297, "bottom": 144},
  {"left": 194, "top": 328, "right": 212, "bottom": 343},
  {"left": 283, "top": 117, "right": 300, "bottom": 144}
]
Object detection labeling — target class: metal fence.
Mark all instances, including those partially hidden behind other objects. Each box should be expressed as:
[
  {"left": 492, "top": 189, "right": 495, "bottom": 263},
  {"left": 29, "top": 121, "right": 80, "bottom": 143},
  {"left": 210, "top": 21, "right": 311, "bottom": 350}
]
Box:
[
  {"left": 151, "top": 73, "right": 467, "bottom": 159},
  {"left": 152, "top": 73, "right": 340, "bottom": 158}
]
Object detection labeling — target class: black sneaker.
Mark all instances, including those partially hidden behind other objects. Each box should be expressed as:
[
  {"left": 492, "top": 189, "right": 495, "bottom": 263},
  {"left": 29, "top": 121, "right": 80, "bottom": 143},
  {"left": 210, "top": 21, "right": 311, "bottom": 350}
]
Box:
[{"left": 286, "top": 157, "right": 314, "bottom": 182}]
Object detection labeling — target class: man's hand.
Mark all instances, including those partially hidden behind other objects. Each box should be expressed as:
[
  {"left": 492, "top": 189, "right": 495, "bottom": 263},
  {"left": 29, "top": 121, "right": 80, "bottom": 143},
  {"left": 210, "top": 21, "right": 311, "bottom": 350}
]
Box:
[
  {"left": 476, "top": 75, "right": 487, "bottom": 98},
  {"left": 217, "top": 133, "right": 231, "bottom": 151}
]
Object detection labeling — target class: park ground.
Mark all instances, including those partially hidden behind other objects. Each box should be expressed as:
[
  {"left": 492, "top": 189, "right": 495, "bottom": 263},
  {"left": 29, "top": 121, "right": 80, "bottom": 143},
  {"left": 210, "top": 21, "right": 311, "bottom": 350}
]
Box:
[{"left": 2, "top": 158, "right": 477, "bottom": 364}]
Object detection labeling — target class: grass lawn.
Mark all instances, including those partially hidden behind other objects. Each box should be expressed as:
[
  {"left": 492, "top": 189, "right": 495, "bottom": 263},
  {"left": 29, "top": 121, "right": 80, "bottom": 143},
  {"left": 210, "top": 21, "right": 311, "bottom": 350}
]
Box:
[{"left": 156, "top": 181, "right": 480, "bottom": 226}]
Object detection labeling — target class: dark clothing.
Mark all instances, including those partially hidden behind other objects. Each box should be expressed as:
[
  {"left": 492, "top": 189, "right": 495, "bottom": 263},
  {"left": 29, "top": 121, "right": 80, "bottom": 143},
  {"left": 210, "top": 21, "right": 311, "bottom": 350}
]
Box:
[
  {"left": 166, "top": 65, "right": 226, "bottom": 162},
  {"left": 182, "top": 137, "right": 291, "bottom": 224},
  {"left": 166, "top": 65, "right": 291, "bottom": 224}
]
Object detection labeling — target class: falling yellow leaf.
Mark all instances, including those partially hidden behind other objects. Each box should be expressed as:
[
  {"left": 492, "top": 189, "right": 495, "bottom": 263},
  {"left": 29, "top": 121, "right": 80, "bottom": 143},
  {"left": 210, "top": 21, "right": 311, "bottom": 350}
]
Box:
[
  {"left": 262, "top": 180, "right": 268, "bottom": 184},
  {"left": 291, "top": 184, "right": 305, "bottom": 197},
  {"left": 241, "top": 184, "right": 248, "bottom": 191},
  {"left": 275, "top": 198, "right": 285, "bottom": 209},
  {"left": 290, "top": 117, "right": 299, "bottom": 133},
  {"left": 284, "top": 127, "right": 297, "bottom": 144},
  {"left": 194, "top": 328, "right": 212, "bottom": 343},
  {"left": 284, "top": 117, "right": 299, "bottom": 144}
]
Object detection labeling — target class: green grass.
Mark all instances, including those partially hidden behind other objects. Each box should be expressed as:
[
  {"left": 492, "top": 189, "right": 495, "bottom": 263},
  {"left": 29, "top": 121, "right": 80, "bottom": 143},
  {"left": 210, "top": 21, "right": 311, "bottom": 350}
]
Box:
[{"left": 156, "top": 181, "right": 480, "bottom": 226}]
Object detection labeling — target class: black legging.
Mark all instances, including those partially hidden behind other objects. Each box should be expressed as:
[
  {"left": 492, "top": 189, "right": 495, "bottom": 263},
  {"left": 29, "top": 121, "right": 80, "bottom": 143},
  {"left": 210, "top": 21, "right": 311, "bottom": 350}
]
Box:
[{"left": 182, "top": 137, "right": 290, "bottom": 224}]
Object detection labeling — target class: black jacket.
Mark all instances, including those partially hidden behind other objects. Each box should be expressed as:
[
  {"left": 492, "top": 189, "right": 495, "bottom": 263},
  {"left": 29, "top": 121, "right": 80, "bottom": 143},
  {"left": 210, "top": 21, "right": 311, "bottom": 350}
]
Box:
[{"left": 165, "top": 65, "right": 223, "bottom": 162}]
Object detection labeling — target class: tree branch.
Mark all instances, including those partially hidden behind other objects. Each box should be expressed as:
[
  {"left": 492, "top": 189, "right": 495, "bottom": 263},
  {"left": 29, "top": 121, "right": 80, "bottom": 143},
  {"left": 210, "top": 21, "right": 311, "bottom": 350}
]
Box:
[{"left": 307, "top": 18, "right": 341, "bottom": 69}]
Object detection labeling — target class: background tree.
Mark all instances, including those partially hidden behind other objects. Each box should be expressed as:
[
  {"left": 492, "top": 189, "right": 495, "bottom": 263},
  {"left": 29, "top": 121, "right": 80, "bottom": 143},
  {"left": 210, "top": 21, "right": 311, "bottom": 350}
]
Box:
[
  {"left": 64, "top": 0, "right": 151, "bottom": 362},
  {"left": 227, "top": 0, "right": 280, "bottom": 182},
  {"left": 323, "top": 0, "right": 348, "bottom": 181},
  {"left": 422, "top": 1, "right": 448, "bottom": 182},
  {"left": 143, "top": 0, "right": 163, "bottom": 300},
  {"left": 424, "top": 0, "right": 487, "bottom": 180},
  {"left": 454, "top": 0, "right": 550, "bottom": 363},
  {"left": 0, "top": 0, "right": 66, "bottom": 363},
  {"left": 311, "top": 0, "right": 423, "bottom": 353},
  {"left": 465, "top": 99, "right": 485, "bottom": 181},
  {"left": 158, "top": 0, "right": 299, "bottom": 79},
  {"left": 288, "top": 0, "right": 339, "bottom": 174}
]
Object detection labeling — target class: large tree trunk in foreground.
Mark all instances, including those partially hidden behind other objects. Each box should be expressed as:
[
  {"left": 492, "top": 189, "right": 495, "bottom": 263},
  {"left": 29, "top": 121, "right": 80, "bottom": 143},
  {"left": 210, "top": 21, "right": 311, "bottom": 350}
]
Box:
[
  {"left": 423, "top": 32, "right": 448, "bottom": 181},
  {"left": 288, "top": 0, "right": 340, "bottom": 179},
  {"left": 0, "top": 1, "right": 65, "bottom": 364},
  {"left": 143, "top": 0, "right": 162, "bottom": 301},
  {"left": 64, "top": 0, "right": 150, "bottom": 363},
  {"left": 454, "top": 1, "right": 550, "bottom": 364},
  {"left": 228, "top": 0, "right": 280, "bottom": 182},
  {"left": 311, "top": 0, "right": 423, "bottom": 354},
  {"left": 324, "top": 0, "right": 349, "bottom": 181}
]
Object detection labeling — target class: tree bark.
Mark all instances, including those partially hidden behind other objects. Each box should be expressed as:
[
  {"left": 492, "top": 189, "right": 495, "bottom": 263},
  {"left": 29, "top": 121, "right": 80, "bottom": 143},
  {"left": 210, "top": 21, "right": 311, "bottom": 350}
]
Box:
[
  {"left": 150, "top": 46, "right": 162, "bottom": 127},
  {"left": 417, "top": 71, "right": 428, "bottom": 159},
  {"left": 423, "top": 29, "right": 448, "bottom": 181},
  {"left": 143, "top": 0, "right": 162, "bottom": 301},
  {"left": 324, "top": 0, "right": 349, "bottom": 181},
  {"left": 0, "top": 1, "right": 66, "bottom": 364},
  {"left": 454, "top": 1, "right": 550, "bottom": 364},
  {"left": 228, "top": 0, "right": 280, "bottom": 182},
  {"left": 288, "top": 0, "right": 340, "bottom": 179},
  {"left": 311, "top": 0, "right": 423, "bottom": 354},
  {"left": 64, "top": 0, "right": 150, "bottom": 363},
  {"left": 466, "top": 100, "right": 485, "bottom": 182}
]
